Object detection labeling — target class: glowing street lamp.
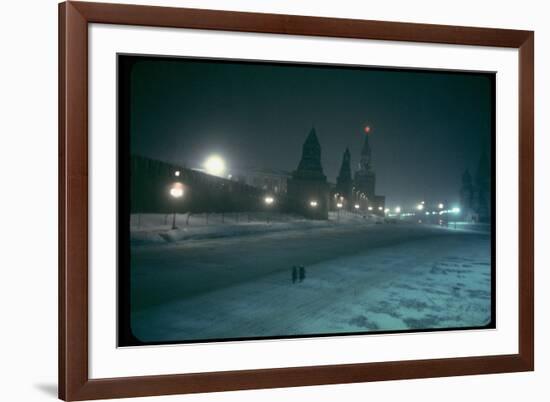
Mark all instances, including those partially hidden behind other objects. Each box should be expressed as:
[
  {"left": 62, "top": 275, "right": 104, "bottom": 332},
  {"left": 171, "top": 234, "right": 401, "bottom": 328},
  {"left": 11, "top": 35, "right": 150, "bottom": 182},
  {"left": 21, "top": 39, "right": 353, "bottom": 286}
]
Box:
[
  {"left": 169, "top": 182, "right": 184, "bottom": 229},
  {"left": 368, "top": 206, "right": 373, "bottom": 211},
  {"left": 204, "top": 155, "right": 226, "bottom": 176},
  {"left": 417, "top": 204, "right": 424, "bottom": 211},
  {"left": 452, "top": 207, "right": 461, "bottom": 214},
  {"left": 174, "top": 170, "right": 180, "bottom": 177},
  {"left": 336, "top": 202, "right": 343, "bottom": 222},
  {"left": 384, "top": 208, "right": 390, "bottom": 214},
  {"left": 310, "top": 200, "right": 318, "bottom": 208},
  {"left": 264, "top": 196, "right": 275, "bottom": 223},
  {"left": 438, "top": 203, "right": 444, "bottom": 209},
  {"left": 170, "top": 183, "right": 184, "bottom": 199},
  {"left": 395, "top": 206, "right": 401, "bottom": 214},
  {"left": 354, "top": 204, "right": 360, "bottom": 210},
  {"left": 378, "top": 206, "right": 383, "bottom": 211}
]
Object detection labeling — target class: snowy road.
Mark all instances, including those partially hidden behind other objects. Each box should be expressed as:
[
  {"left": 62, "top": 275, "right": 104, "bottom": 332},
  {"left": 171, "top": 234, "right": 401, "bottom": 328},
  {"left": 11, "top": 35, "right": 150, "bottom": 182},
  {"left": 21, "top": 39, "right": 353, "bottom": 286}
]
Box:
[{"left": 130, "top": 222, "right": 492, "bottom": 343}]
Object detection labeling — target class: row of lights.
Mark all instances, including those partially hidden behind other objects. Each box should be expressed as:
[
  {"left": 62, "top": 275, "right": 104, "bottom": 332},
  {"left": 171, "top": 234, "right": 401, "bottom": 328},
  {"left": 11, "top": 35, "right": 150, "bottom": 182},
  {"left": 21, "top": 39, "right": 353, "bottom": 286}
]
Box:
[{"left": 174, "top": 168, "right": 460, "bottom": 217}]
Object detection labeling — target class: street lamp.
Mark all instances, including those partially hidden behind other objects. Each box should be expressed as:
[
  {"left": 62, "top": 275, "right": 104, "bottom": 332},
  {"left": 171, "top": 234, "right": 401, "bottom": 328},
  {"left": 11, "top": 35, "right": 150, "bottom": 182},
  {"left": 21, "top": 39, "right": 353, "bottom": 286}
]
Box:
[
  {"left": 310, "top": 200, "right": 318, "bottom": 207},
  {"left": 264, "top": 196, "right": 275, "bottom": 223},
  {"left": 368, "top": 206, "right": 373, "bottom": 211},
  {"left": 354, "top": 204, "right": 360, "bottom": 211},
  {"left": 395, "top": 206, "right": 401, "bottom": 214},
  {"left": 438, "top": 203, "right": 444, "bottom": 209},
  {"left": 169, "top": 182, "right": 184, "bottom": 229},
  {"left": 336, "top": 202, "right": 343, "bottom": 222},
  {"left": 174, "top": 170, "right": 180, "bottom": 177},
  {"left": 417, "top": 204, "right": 424, "bottom": 211}
]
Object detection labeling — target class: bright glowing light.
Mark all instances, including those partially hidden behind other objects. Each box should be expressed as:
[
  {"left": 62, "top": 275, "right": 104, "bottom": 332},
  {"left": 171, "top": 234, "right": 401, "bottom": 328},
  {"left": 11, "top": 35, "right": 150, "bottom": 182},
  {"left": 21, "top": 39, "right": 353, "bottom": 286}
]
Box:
[
  {"left": 378, "top": 206, "right": 383, "bottom": 211},
  {"left": 364, "top": 125, "right": 371, "bottom": 134},
  {"left": 368, "top": 206, "right": 373, "bottom": 211},
  {"left": 174, "top": 170, "right": 180, "bottom": 177},
  {"left": 432, "top": 211, "right": 437, "bottom": 215},
  {"left": 438, "top": 203, "right": 444, "bottom": 209},
  {"left": 425, "top": 212, "right": 430, "bottom": 215},
  {"left": 336, "top": 202, "right": 343, "bottom": 208},
  {"left": 354, "top": 204, "right": 360, "bottom": 209},
  {"left": 204, "top": 155, "right": 226, "bottom": 176},
  {"left": 264, "top": 196, "right": 274, "bottom": 205},
  {"left": 310, "top": 200, "right": 318, "bottom": 207},
  {"left": 169, "top": 182, "right": 184, "bottom": 198},
  {"left": 452, "top": 207, "right": 461, "bottom": 214},
  {"left": 417, "top": 204, "right": 424, "bottom": 211},
  {"left": 395, "top": 206, "right": 401, "bottom": 213},
  {"left": 384, "top": 208, "right": 390, "bottom": 213}
]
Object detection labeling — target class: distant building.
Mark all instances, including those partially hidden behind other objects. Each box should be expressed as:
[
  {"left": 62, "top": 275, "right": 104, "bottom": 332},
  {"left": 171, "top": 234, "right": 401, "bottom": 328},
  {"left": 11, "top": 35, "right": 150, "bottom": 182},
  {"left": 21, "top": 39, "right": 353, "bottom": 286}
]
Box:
[
  {"left": 287, "top": 128, "right": 329, "bottom": 219},
  {"left": 460, "top": 169, "right": 475, "bottom": 220},
  {"left": 335, "top": 148, "right": 353, "bottom": 210},
  {"left": 352, "top": 133, "right": 385, "bottom": 216},
  {"left": 475, "top": 145, "right": 491, "bottom": 223},
  {"left": 230, "top": 167, "right": 290, "bottom": 196},
  {"left": 461, "top": 145, "right": 491, "bottom": 223}
]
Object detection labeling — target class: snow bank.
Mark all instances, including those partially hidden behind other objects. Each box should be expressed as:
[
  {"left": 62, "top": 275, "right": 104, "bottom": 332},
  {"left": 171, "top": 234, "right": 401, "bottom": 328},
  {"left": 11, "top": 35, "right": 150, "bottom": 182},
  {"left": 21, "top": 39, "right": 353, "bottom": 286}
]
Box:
[{"left": 130, "top": 212, "right": 377, "bottom": 245}]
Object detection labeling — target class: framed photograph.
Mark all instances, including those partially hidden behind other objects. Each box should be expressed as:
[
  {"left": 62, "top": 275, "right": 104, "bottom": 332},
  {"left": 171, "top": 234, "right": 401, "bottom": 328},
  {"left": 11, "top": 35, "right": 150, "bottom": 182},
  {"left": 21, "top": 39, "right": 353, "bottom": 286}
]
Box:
[{"left": 59, "top": 1, "right": 534, "bottom": 400}]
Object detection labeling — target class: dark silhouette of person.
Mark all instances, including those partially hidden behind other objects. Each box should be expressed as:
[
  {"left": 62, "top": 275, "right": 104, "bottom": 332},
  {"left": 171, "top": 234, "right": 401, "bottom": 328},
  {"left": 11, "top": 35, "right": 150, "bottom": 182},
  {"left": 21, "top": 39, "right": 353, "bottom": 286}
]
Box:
[
  {"left": 299, "top": 266, "right": 306, "bottom": 282},
  {"left": 292, "top": 266, "right": 298, "bottom": 284}
]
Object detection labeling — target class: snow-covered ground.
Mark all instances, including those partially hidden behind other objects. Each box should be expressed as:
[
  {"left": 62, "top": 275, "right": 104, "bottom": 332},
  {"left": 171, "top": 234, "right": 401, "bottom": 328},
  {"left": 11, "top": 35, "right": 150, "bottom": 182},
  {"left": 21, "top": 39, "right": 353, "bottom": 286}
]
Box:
[{"left": 129, "top": 216, "right": 491, "bottom": 343}]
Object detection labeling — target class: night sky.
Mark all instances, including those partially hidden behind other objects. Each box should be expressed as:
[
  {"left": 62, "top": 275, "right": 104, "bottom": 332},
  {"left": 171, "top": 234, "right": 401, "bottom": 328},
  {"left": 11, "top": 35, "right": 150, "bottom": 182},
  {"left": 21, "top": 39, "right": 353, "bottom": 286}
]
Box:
[{"left": 126, "top": 56, "right": 493, "bottom": 208}]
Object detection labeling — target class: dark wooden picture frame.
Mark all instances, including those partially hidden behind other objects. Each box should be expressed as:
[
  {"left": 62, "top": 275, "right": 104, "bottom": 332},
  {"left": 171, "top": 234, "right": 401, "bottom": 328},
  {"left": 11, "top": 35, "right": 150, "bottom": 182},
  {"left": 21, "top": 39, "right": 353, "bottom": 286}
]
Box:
[{"left": 59, "top": 1, "right": 534, "bottom": 400}]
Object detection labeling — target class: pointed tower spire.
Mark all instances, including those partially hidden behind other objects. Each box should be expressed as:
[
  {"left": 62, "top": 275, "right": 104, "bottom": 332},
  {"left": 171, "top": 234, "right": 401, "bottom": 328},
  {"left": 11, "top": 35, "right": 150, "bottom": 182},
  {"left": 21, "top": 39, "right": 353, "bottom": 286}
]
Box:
[
  {"left": 359, "top": 133, "right": 373, "bottom": 172},
  {"left": 294, "top": 127, "right": 325, "bottom": 179},
  {"left": 337, "top": 148, "right": 352, "bottom": 184},
  {"left": 336, "top": 147, "right": 353, "bottom": 205}
]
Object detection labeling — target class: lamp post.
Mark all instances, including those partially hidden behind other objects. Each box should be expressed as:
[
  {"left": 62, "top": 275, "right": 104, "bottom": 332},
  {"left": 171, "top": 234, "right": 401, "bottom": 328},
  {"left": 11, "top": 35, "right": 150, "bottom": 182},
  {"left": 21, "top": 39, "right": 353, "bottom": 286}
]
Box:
[
  {"left": 169, "top": 182, "right": 184, "bottom": 229},
  {"left": 336, "top": 202, "right": 343, "bottom": 222},
  {"left": 264, "top": 196, "right": 274, "bottom": 223}
]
